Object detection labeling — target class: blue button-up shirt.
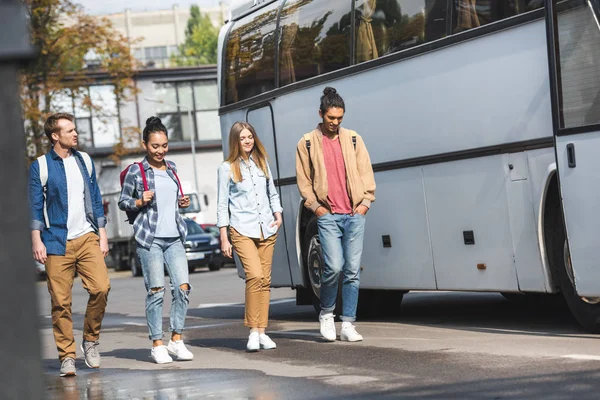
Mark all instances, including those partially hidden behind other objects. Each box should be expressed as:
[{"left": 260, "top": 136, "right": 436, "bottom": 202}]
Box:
[
  {"left": 28, "top": 149, "right": 106, "bottom": 256},
  {"left": 217, "top": 156, "right": 283, "bottom": 239},
  {"left": 118, "top": 157, "right": 187, "bottom": 249}
]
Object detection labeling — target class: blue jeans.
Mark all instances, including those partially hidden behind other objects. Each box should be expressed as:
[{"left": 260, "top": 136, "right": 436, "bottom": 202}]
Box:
[
  {"left": 137, "top": 237, "right": 191, "bottom": 341},
  {"left": 317, "top": 213, "right": 366, "bottom": 322}
]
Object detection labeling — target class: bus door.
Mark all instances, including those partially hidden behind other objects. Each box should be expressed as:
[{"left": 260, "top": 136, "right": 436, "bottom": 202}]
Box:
[
  {"left": 547, "top": 0, "right": 600, "bottom": 297},
  {"left": 246, "top": 104, "right": 293, "bottom": 287}
]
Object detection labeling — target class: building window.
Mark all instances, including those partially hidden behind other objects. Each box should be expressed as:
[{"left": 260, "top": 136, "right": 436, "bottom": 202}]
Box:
[
  {"left": 153, "top": 80, "right": 220, "bottom": 142},
  {"left": 51, "top": 85, "right": 121, "bottom": 149}
]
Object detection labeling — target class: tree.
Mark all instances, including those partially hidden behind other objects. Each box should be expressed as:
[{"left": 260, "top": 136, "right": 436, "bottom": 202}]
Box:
[
  {"left": 21, "top": 0, "right": 137, "bottom": 159},
  {"left": 173, "top": 5, "right": 219, "bottom": 66}
]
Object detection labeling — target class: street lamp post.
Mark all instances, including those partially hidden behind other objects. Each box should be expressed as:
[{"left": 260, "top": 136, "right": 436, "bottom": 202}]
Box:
[{"left": 144, "top": 97, "right": 199, "bottom": 196}]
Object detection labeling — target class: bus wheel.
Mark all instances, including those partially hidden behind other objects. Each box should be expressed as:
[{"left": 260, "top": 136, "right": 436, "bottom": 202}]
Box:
[
  {"left": 549, "top": 205, "right": 600, "bottom": 332},
  {"left": 303, "top": 218, "right": 342, "bottom": 316}
]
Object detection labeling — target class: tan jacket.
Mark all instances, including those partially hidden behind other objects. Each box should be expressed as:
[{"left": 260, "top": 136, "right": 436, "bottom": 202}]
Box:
[{"left": 296, "top": 126, "right": 376, "bottom": 213}]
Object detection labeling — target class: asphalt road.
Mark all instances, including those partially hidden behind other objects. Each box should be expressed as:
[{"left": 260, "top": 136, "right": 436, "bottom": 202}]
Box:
[{"left": 37, "top": 267, "right": 600, "bottom": 399}]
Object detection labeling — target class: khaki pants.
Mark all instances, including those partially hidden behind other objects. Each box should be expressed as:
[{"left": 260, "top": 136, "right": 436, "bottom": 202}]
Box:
[
  {"left": 230, "top": 228, "right": 277, "bottom": 329},
  {"left": 45, "top": 232, "right": 110, "bottom": 360}
]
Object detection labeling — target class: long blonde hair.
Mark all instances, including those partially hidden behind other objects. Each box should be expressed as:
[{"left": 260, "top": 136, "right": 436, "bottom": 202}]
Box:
[{"left": 226, "top": 121, "right": 270, "bottom": 183}]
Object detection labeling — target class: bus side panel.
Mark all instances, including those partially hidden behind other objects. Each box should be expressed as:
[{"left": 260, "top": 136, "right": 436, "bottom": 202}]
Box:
[
  {"left": 280, "top": 185, "right": 304, "bottom": 287},
  {"left": 359, "top": 167, "right": 436, "bottom": 290},
  {"left": 556, "top": 131, "right": 600, "bottom": 297},
  {"left": 424, "top": 155, "right": 519, "bottom": 291},
  {"left": 503, "top": 152, "right": 547, "bottom": 293},
  {"left": 267, "top": 19, "right": 551, "bottom": 182}
]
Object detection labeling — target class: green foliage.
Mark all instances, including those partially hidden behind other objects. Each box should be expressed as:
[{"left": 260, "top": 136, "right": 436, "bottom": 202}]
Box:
[{"left": 173, "top": 5, "right": 219, "bottom": 66}]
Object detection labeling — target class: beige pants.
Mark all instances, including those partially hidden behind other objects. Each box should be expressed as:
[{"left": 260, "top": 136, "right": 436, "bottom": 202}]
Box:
[
  {"left": 45, "top": 232, "right": 111, "bottom": 360},
  {"left": 230, "top": 228, "right": 277, "bottom": 329}
]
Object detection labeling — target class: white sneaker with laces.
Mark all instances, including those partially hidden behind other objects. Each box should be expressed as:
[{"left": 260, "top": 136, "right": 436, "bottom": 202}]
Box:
[
  {"left": 319, "top": 311, "right": 336, "bottom": 341},
  {"left": 247, "top": 331, "right": 260, "bottom": 352},
  {"left": 340, "top": 322, "right": 363, "bottom": 342},
  {"left": 167, "top": 340, "right": 194, "bottom": 361},
  {"left": 151, "top": 345, "right": 173, "bottom": 364},
  {"left": 259, "top": 334, "right": 277, "bottom": 350}
]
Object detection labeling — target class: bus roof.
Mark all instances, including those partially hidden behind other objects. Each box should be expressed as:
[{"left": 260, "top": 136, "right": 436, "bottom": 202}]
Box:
[{"left": 230, "top": 0, "right": 278, "bottom": 21}]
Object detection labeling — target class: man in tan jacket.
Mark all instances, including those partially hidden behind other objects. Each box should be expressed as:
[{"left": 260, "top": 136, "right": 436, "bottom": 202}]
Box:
[{"left": 296, "top": 87, "right": 376, "bottom": 342}]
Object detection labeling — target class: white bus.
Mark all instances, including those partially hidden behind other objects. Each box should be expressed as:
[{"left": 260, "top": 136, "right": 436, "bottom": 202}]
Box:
[{"left": 217, "top": 0, "right": 600, "bottom": 332}]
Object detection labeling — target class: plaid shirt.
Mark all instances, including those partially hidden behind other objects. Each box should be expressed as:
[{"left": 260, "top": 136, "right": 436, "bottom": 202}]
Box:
[{"left": 118, "top": 157, "right": 187, "bottom": 249}]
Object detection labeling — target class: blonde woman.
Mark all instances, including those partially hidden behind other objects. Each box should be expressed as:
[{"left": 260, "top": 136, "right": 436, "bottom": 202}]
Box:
[{"left": 217, "top": 121, "right": 283, "bottom": 351}]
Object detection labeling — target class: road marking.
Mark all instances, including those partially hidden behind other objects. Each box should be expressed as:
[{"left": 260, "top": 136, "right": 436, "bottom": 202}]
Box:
[
  {"left": 123, "top": 322, "right": 147, "bottom": 327},
  {"left": 562, "top": 354, "right": 600, "bottom": 361},
  {"left": 197, "top": 298, "right": 295, "bottom": 308}
]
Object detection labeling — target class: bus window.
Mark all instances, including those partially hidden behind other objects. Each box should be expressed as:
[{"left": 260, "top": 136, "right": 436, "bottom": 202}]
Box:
[
  {"left": 278, "top": 0, "right": 352, "bottom": 86},
  {"left": 224, "top": 3, "right": 279, "bottom": 105},
  {"left": 556, "top": 0, "right": 600, "bottom": 128},
  {"left": 453, "top": 0, "right": 543, "bottom": 33},
  {"left": 354, "top": 0, "right": 447, "bottom": 63}
]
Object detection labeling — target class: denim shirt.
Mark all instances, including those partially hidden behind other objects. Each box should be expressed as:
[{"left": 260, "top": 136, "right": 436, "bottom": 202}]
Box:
[
  {"left": 118, "top": 157, "right": 187, "bottom": 249},
  {"left": 28, "top": 149, "right": 106, "bottom": 256},
  {"left": 217, "top": 156, "right": 283, "bottom": 239}
]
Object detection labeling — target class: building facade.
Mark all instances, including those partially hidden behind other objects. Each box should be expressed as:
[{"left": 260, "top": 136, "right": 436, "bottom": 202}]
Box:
[{"left": 104, "top": 5, "right": 227, "bottom": 68}]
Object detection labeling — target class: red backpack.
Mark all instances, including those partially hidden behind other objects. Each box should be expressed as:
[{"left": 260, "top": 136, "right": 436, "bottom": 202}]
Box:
[
  {"left": 120, "top": 162, "right": 148, "bottom": 224},
  {"left": 119, "top": 162, "right": 185, "bottom": 224}
]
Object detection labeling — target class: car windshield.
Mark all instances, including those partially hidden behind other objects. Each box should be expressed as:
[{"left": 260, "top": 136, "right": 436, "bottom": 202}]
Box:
[
  {"left": 204, "top": 226, "right": 220, "bottom": 236},
  {"left": 185, "top": 219, "right": 206, "bottom": 235},
  {"left": 180, "top": 193, "right": 201, "bottom": 213}
]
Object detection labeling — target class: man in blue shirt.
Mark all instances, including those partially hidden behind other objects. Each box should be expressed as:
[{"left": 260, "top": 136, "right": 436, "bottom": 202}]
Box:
[{"left": 29, "top": 113, "right": 110, "bottom": 377}]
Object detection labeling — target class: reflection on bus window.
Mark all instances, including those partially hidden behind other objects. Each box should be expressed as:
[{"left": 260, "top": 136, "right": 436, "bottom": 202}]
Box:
[
  {"left": 557, "top": 1, "right": 600, "bottom": 128},
  {"left": 278, "top": 0, "right": 352, "bottom": 86},
  {"left": 355, "top": 0, "right": 447, "bottom": 63},
  {"left": 453, "top": 0, "right": 543, "bottom": 33},
  {"left": 224, "top": 4, "right": 279, "bottom": 104}
]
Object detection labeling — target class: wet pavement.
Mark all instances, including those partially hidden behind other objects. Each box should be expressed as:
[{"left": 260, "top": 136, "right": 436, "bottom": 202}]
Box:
[{"left": 38, "top": 269, "right": 600, "bottom": 399}]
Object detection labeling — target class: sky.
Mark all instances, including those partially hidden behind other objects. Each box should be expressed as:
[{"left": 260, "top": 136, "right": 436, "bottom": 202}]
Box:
[{"left": 75, "top": 0, "right": 229, "bottom": 15}]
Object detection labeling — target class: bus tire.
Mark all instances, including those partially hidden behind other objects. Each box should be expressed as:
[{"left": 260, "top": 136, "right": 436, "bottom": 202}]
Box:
[
  {"left": 548, "top": 203, "right": 600, "bottom": 332},
  {"left": 303, "top": 217, "right": 342, "bottom": 316}
]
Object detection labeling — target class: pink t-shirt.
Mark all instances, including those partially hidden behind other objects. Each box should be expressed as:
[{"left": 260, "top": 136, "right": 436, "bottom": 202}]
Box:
[{"left": 322, "top": 135, "right": 352, "bottom": 214}]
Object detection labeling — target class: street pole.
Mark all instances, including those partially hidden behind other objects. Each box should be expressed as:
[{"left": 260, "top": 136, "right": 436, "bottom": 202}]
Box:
[
  {"left": 0, "top": 2, "right": 42, "bottom": 399},
  {"left": 144, "top": 98, "right": 200, "bottom": 195},
  {"left": 186, "top": 108, "right": 200, "bottom": 196}
]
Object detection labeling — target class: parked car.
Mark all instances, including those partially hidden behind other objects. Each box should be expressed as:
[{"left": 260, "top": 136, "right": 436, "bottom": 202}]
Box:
[
  {"left": 35, "top": 260, "right": 45, "bottom": 280},
  {"left": 184, "top": 219, "right": 222, "bottom": 272},
  {"left": 199, "top": 223, "right": 235, "bottom": 268}
]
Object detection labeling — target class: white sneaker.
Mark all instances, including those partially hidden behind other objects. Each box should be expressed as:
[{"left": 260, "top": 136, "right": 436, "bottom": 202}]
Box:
[
  {"left": 319, "top": 311, "right": 336, "bottom": 341},
  {"left": 247, "top": 331, "right": 260, "bottom": 352},
  {"left": 259, "top": 334, "right": 276, "bottom": 350},
  {"left": 151, "top": 345, "right": 173, "bottom": 364},
  {"left": 167, "top": 340, "right": 194, "bottom": 361},
  {"left": 340, "top": 322, "right": 363, "bottom": 342}
]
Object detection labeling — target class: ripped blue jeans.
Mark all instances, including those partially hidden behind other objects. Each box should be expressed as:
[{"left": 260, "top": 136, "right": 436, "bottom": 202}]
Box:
[
  {"left": 137, "top": 237, "right": 191, "bottom": 341},
  {"left": 317, "top": 213, "right": 366, "bottom": 322}
]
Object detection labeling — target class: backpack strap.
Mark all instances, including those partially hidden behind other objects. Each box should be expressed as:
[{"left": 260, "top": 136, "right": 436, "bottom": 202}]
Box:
[
  {"left": 304, "top": 133, "right": 311, "bottom": 151},
  {"left": 37, "top": 155, "right": 50, "bottom": 229},
  {"left": 167, "top": 162, "right": 185, "bottom": 197},
  {"left": 351, "top": 132, "right": 357, "bottom": 149},
  {"left": 136, "top": 162, "right": 149, "bottom": 191},
  {"left": 79, "top": 151, "right": 93, "bottom": 179}
]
